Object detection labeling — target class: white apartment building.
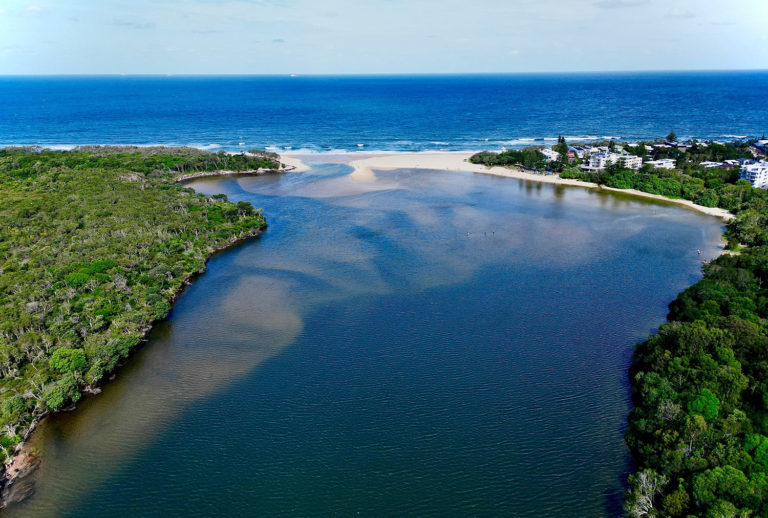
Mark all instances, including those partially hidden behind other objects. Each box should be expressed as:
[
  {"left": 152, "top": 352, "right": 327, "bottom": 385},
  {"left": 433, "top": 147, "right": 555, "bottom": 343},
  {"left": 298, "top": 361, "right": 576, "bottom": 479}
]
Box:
[
  {"left": 646, "top": 159, "right": 677, "bottom": 169},
  {"left": 582, "top": 152, "right": 642, "bottom": 171},
  {"left": 740, "top": 161, "right": 768, "bottom": 189},
  {"left": 620, "top": 154, "right": 643, "bottom": 170}
]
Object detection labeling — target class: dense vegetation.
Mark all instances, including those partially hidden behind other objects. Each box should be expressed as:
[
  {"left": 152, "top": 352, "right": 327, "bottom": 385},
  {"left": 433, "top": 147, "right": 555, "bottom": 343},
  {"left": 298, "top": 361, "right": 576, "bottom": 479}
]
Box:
[
  {"left": 474, "top": 137, "right": 768, "bottom": 516},
  {"left": 616, "top": 146, "right": 768, "bottom": 516},
  {"left": 559, "top": 165, "right": 755, "bottom": 216},
  {"left": 0, "top": 147, "right": 279, "bottom": 462},
  {"left": 471, "top": 148, "right": 548, "bottom": 170},
  {"left": 624, "top": 244, "right": 768, "bottom": 517}
]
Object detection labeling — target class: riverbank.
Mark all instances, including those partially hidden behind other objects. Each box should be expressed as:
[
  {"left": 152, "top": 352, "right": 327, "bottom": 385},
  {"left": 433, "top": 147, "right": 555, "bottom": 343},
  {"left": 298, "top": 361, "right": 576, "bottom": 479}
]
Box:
[
  {"left": 0, "top": 224, "right": 266, "bottom": 507},
  {"left": 174, "top": 168, "right": 285, "bottom": 183},
  {"left": 0, "top": 148, "right": 283, "bottom": 509},
  {"left": 285, "top": 152, "right": 735, "bottom": 221}
]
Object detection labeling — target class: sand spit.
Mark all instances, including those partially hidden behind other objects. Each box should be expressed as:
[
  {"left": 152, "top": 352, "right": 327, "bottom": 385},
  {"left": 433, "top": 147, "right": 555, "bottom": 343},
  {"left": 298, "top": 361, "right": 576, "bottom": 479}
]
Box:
[{"left": 282, "top": 152, "right": 735, "bottom": 221}]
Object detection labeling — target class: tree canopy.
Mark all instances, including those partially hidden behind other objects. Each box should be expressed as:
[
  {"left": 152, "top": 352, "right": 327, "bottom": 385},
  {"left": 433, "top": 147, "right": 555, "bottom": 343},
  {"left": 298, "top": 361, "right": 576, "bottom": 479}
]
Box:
[{"left": 0, "top": 146, "right": 276, "bottom": 460}]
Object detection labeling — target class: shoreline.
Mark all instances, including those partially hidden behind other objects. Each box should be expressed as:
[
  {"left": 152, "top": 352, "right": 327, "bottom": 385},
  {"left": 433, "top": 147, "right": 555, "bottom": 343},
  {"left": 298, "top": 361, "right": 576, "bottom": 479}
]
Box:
[
  {"left": 0, "top": 150, "right": 733, "bottom": 508},
  {"left": 173, "top": 167, "right": 286, "bottom": 183},
  {"left": 286, "top": 151, "right": 735, "bottom": 221},
  {"left": 0, "top": 205, "right": 269, "bottom": 509}
]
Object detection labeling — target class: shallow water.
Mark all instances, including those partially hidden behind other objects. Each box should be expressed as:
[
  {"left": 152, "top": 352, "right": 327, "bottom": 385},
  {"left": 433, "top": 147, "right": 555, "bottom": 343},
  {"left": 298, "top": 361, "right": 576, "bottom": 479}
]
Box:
[{"left": 7, "top": 164, "right": 724, "bottom": 517}]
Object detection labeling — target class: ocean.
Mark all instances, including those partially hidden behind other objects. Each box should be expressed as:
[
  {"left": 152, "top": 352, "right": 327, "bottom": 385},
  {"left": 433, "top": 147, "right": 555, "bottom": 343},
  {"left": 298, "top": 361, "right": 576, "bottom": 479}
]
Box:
[{"left": 0, "top": 71, "right": 766, "bottom": 152}]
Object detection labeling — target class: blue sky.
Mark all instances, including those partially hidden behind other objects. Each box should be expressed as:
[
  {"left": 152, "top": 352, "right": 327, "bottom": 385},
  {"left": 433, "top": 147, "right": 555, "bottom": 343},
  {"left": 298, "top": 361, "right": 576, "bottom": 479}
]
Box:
[{"left": 1, "top": 0, "right": 766, "bottom": 74}]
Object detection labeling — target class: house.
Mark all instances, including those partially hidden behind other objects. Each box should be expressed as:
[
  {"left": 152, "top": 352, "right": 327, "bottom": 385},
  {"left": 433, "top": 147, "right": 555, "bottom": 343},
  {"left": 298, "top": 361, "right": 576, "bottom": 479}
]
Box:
[
  {"left": 740, "top": 160, "right": 768, "bottom": 189},
  {"left": 700, "top": 161, "right": 725, "bottom": 168},
  {"left": 570, "top": 146, "right": 587, "bottom": 159},
  {"left": 540, "top": 148, "right": 560, "bottom": 163},
  {"left": 646, "top": 158, "right": 677, "bottom": 169},
  {"left": 665, "top": 141, "right": 688, "bottom": 152}
]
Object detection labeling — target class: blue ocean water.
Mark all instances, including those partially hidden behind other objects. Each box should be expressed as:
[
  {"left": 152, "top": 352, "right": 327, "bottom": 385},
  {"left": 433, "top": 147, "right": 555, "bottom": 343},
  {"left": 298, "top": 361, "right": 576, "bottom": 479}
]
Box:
[{"left": 0, "top": 71, "right": 766, "bottom": 152}]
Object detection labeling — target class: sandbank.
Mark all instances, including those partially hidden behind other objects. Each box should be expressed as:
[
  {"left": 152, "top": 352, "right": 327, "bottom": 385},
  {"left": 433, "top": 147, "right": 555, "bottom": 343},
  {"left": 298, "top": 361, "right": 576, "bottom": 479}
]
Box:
[{"left": 283, "top": 152, "right": 735, "bottom": 221}]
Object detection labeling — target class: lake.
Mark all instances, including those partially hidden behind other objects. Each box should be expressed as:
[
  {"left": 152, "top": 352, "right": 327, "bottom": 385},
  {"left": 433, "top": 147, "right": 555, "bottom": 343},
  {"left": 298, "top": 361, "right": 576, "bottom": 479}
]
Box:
[{"left": 6, "top": 162, "right": 725, "bottom": 517}]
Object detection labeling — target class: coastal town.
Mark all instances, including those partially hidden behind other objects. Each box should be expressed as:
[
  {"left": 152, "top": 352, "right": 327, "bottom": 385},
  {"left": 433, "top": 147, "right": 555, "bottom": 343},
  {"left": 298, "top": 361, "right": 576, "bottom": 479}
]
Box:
[{"left": 521, "top": 137, "right": 768, "bottom": 188}]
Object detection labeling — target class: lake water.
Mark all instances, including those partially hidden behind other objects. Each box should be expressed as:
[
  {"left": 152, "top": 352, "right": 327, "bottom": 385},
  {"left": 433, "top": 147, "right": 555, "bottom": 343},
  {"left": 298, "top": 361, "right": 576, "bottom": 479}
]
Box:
[{"left": 5, "top": 162, "right": 724, "bottom": 517}]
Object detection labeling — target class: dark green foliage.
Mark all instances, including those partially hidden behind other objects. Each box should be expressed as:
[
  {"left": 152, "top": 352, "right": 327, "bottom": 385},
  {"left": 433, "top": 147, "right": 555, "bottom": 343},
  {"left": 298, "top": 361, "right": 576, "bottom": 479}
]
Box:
[
  {"left": 2, "top": 396, "right": 27, "bottom": 420},
  {"left": 688, "top": 389, "right": 720, "bottom": 421},
  {"left": 0, "top": 146, "right": 271, "bottom": 459},
  {"left": 560, "top": 166, "right": 768, "bottom": 218},
  {"left": 470, "top": 148, "right": 546, "bottom": 170},
  {"left": 626, "top": 242, "right": 768, "bottom": 515}
]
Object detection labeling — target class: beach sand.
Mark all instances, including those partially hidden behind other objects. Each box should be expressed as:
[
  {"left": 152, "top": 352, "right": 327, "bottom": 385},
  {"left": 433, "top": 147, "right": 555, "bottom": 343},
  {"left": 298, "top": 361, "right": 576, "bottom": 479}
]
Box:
[
  {"left": 279, "top": 154, "right": 312, "bottom": 172},
  {"left": 283, "top": 152, "right": 735, "bottom": 221}
]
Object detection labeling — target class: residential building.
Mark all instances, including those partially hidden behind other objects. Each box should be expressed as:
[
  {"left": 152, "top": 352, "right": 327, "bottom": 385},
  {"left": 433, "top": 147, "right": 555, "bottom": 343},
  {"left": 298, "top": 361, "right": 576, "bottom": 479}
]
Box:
[
  {"left": 570, "top": 146, "right": 587, "bottom": 159},
  {"left": 620, "top": 154, "right": 643, "bottom": 170},
  {"left": 700, "top": 161, "right": 725, "bottom": 168},
  {"left": 540, "top": 148, "right": 560, "bottom": 163},
  {"left": 581, "top": 152, "right": 642, "bottom": 171},
  {"left": 740, "top": 161, "right": 768, "bottom": 189},
  {"left": 646, "top": 158, "right": 677, "bottom": 169}
]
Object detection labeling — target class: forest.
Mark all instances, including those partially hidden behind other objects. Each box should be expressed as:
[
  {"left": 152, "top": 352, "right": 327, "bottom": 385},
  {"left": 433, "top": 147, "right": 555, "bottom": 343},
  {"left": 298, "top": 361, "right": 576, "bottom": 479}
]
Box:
[
  {"left": 0, "top": 146, "right": 280, "bottom": 463},
  {"left": 615, "top": 154, "right": 768, "bottom": 516}
]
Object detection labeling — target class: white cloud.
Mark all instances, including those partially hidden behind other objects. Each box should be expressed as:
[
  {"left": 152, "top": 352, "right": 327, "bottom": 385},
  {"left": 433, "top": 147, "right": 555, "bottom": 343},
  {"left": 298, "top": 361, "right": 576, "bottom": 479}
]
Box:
[
  {"left": 594, "top": 0, "right": 649, "bottom": 8},
  {"left": 667, "top": 8, "right": 696, "bottom": 19}
]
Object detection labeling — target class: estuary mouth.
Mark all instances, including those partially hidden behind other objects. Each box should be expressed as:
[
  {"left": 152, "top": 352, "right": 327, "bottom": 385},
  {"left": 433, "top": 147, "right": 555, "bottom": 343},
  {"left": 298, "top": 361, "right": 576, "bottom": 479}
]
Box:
[{"left": 5, "top": 159, "right": 725, "bottom": 517}]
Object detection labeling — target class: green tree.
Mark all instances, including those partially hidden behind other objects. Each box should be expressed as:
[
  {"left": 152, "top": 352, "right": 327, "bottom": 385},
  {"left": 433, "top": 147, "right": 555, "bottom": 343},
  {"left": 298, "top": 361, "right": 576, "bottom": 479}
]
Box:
[
  {"left": 693, "top": 466, "right": 750, "bottom": 509},
  {"left": 1, "top": 396, "right": 27, "bottom": 420},
  {"left": 49, "top": 348, "right": 88, "bottom": 374},
  {"left": 554, "top": 136, "right": 569, "bottom": 170},
  {"left": 688, "top": 388, "right": 720, "bottom": 421}
]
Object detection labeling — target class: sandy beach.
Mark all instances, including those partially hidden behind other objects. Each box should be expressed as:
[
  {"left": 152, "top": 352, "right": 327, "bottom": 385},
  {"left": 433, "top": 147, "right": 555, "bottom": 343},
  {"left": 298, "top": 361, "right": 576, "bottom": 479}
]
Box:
[
  {"left": 278, "top": 155, "right": 312, "bottom": 172},
  {"left": 283, "top": 152, "right": 735, "bottom": 221}
]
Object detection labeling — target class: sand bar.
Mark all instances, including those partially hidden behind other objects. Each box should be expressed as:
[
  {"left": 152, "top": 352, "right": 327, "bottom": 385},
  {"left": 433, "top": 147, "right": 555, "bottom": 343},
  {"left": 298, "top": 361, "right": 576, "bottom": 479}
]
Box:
[
  {"left": 279, "top": 154, "right": 312, "bottom": 172},
  {"left": 283, "top": 152, "right": 735, "bottom": 221}
]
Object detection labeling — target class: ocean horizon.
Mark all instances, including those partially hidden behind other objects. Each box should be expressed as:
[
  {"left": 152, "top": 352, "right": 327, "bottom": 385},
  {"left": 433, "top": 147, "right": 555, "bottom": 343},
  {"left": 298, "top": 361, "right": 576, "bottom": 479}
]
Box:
[{"left": 1, "top": 71, "right": 766, "bottom": 153}]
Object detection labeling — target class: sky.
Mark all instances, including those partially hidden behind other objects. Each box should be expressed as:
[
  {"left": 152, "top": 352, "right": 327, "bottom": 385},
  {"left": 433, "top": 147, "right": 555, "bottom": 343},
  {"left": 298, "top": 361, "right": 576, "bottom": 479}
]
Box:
[{"left": 0, "top": 0, "right": 766, "bottom": 74}]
